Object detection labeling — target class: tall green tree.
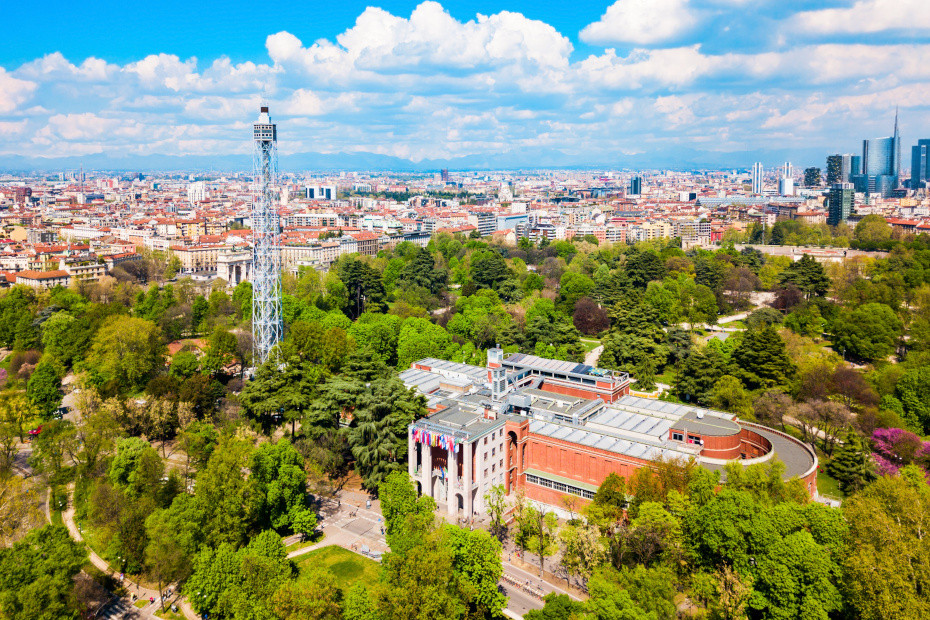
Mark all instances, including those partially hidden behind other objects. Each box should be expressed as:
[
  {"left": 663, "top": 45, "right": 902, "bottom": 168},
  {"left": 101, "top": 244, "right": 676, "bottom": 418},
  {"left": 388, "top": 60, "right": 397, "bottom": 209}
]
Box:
[
  {"left": 778, "top": 255, "right": 830, "bottom": 299},
  {"left": 195, "top": 436, "right": 262, "bottom": 548},
  {"left": 26, "top": 359, "right": 63, "bottom": 418},
  {"left": 0, "top": 525, "right": 87, "bottom": 620},
  {"left": 88, "top": 316, "right": 164, "bottom": 392},
  {"left": 347, "top": 378, "right": 427, "bottom": 489},
  {"left": 338, "top": 257, "right": 386, "bottom": 319},
  {"left": 842, "top": 471, "right": 930, "bottom": 620},
  {"left": 730, "top": 325, "right": 795, "bottom": 390},
  {"left": 825, "top": 430, "right": 875, "bottom": 494},
  {"left": 831, "top": 302, "right": 902, "bottom": 362}
]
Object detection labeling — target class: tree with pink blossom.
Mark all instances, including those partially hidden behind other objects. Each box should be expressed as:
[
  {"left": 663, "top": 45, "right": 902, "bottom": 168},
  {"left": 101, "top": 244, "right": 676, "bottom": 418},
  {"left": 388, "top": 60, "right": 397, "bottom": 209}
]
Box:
[{"left": 871, "top": 427, "right": 930, "bottom": 477}]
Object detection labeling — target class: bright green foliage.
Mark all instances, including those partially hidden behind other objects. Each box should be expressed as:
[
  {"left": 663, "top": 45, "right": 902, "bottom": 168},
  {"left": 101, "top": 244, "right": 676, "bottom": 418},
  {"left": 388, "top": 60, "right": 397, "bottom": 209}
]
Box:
[
  {"left": 28, "top": 419, "right": 72, "bottom": 477},
  {"left": 186, "top": 533, "right": 292, "bottom": 620},
  {"left": 40, "top": 311, "right": 89, "bottom": 367},
  {"left": 343, "top": 583, "right": 378, "bottom": 620},
  {"left": 195, "top": 436, "right": 262, "bottom": 548},
  {"left": 710, "top": 375, "right": 753, "bottom": 417},
  {"left": 447, "top": 290, "right": 512, "bottom": 348},
  {"left": 169, "top": 350, "right": 200, "bottom": 379},
  {"left": 108, "top": 437, "right": 164, "bottom": 498},
  {"left": 842, "top": 473, "right": 930, "bottom": 620},
  {"left": 894, "top": 366, "right": 930, "bottom": 433},
  {"left": 379, "top": 471, "right": 436, "bottom": 553},
  {"left": 750, "top": 530, "right": 842, "bottom": 620},
  {"left": 88, "top": 316, "right": 164, "bottom": 392},
  {"left": 445, "top": 526, "right": 507, "bottom": 618},
  {"left": 854, "top": 214, "right": 892, "bottom": 244},
  {"left": 250, "top": 439, "right": 309, "bottom": 531},
  {"left": 583, "top": 566, "right": 660, "bottom": 620},
  {"left": 559, "top": 521, "right": 607, "bottom": 585},
  {"left": 784, "top": 302, "right": 825, "bottom": 338},
  {"left": 201, "top": 328, "right": 238, "bottom": 375},
  {"left": 396, "top": 317, "right": 456, "bottom": 370},
  {"left": 26, "top": 358, "right": 62, "bottom": 418},
  {"left": 0, "top": 286, "right": 35, "bottom": 348},
  {"left": 13, "top": 311, "right": 40, "bottom": 351},
  {"left": 832, "top": 302, "right": 902, "bottom": 362},
  {"left": 722, "top": 460, "right": 808, "bottom": 506},
  {"left": 134, "top": 283, "right": 177, "bottom": 322},
  {"left": 556, "top": 271, "right": 595, "bottom": 314},
  {"left": 525, "top": 593, "right": 585, "bottom": 620},
  {"left": 684, "top": 488, "right": 772, "bottom": 574},
  {"left": 349, "top": 312, "right": 403, "bottom": 366},
  {"left": 0, "top": 525, "right": 86, "bottom": 620},
  {"left": 374, "top": 471, "right": 506, "bottom": 620},
  {"left": 271, "top": 568, "right": 343, "bottom": 620},
  {"left": 145, "top": 493, "right": 205, "bottom": 566}
]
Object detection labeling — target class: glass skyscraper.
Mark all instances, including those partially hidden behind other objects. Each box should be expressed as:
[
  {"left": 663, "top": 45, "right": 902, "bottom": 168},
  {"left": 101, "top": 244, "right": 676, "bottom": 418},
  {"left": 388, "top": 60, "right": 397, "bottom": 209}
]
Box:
[
  {"left": 912, "top": 139, "right": 930, "bottom": 190},
  {"left": 852, "top": 111, "right": 900, "bottom": 198}
]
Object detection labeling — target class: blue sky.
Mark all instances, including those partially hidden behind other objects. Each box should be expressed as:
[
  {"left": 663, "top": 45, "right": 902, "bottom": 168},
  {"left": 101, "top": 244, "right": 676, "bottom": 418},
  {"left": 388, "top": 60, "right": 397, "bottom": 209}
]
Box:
[{"left": 2, "top": 0, "right": 929, "bottom": 167}]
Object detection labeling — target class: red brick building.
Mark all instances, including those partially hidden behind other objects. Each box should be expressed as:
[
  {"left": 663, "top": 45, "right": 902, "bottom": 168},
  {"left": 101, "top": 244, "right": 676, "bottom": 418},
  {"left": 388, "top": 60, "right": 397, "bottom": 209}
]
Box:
[{"left": 405, "top": 351, "right": 818, "bottom": 519}]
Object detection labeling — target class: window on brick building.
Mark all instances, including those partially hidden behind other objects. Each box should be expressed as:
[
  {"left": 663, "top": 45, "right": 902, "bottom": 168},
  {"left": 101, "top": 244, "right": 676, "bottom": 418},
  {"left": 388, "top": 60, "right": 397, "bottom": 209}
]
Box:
[{"left": 672, "top": 432, "right": 684, "bottom": 442}]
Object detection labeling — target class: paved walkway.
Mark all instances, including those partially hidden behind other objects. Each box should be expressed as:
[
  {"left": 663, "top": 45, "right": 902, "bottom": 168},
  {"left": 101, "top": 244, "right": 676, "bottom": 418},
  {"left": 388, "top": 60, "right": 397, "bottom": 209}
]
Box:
[
  {"left": 60, "top": 484, "right": 198, "bottom": 619},
  {"left": 584, "top": 344, "right": 603, "bottom": 368}
]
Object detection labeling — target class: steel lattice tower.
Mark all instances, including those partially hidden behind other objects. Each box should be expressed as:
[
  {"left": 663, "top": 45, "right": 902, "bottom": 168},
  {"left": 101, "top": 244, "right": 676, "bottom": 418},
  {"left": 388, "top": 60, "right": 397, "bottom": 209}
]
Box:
[{"left": 251, "top": 105, "right": 282, "bottom": 365}]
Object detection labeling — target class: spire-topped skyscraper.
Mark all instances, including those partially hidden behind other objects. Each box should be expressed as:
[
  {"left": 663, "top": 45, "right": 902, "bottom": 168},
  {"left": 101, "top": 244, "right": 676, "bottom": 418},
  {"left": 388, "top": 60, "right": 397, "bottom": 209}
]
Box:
[
  {"left": 853, "top": 110, "right": 901, "bottom": 198},
  {"left": 893, "top": 106, "right": 901, "bottom": 188}
]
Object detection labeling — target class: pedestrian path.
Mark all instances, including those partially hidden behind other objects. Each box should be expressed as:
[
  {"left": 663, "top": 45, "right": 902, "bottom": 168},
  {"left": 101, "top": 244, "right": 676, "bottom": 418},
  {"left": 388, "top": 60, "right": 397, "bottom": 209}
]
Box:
[{"left": 59, "top": 483, "right": 198, "bottom": 619}]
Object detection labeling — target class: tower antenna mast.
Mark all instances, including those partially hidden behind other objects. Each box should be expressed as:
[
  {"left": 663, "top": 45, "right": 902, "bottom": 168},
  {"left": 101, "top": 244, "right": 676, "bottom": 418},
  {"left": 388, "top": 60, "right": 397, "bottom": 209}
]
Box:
[{"left": 251, "top": 104, "right": 282, "bottom": 365}]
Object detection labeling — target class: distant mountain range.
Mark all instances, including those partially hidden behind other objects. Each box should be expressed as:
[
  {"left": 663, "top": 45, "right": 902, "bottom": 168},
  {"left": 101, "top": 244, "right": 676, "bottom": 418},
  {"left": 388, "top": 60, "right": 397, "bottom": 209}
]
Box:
[{"left": 0, "top": 146, "right": 834, "bottom": 174}]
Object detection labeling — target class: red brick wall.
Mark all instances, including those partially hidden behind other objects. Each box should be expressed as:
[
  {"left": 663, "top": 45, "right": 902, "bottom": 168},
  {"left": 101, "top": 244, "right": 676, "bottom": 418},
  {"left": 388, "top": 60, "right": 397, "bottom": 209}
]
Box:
[
  {"left": 738, "top": 429, "right": 772, "bottom": 458},
  {"left": 699, "top": 433, "right": 742, "bottom": 460}
]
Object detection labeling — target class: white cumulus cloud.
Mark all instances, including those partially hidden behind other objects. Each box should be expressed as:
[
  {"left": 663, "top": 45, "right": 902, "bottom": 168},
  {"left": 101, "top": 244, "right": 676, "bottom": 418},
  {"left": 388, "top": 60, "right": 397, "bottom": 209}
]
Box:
[
  {"left": 793, "top": 0, "right": 930, "bottom": 35},
  {"left": 580, "top": 0, "right": 698, "bottom": 46},
  {"left": 0, "top": 68, "right": 37, "bottom": 114}
]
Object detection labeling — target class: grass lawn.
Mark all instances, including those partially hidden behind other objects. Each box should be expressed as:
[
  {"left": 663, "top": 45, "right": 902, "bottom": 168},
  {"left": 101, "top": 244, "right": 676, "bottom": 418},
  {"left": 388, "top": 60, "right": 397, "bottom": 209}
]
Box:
[
  {"left": 296, "top": 545, "right": 380, "bottom": 591},
  {"left": 154, "top": 607, "right": 185, "bottom": 619},
  {"left": 724, "top": 320, "right": 747, "bottom": 329},
  {"left": 817, "top": 470, "right": 845, "bottom": 501},
  {"left": 285, "top": 533, "right": 324, "bottom": 554},
  {"left": 134, "top": 600, "right": 150, "bottom": 609},
  {"left": 580, "top": 339, "right": 601, "bottom": 353},
  {"left": 655, "top": 370, "right": 676, "bottom": 386}
]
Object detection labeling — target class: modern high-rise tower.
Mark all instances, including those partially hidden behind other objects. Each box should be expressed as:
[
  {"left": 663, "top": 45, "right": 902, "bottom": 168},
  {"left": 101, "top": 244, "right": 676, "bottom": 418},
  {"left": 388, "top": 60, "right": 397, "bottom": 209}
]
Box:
[
  {"left": 751, "top": 162, "right": 763, "bottom": 194},
  {"left": 251, "top": 105, "right": 283, "bottom": 365},
  {"left": 912, "top": 139, "right": 930, "bottom": 190},
  {"left": 852, "top": 109, "right": 901, "bottom": 198},
  {"left": 827, "top": 183, "right": 854, "bottom": 227},
  {"left": 826, "top": 154, "right": 860, "bottom": 184}
]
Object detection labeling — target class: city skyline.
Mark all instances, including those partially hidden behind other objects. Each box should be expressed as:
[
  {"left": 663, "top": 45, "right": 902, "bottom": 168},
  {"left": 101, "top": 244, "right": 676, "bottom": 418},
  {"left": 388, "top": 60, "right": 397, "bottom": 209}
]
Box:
[{"left": 1, "top": 0, "right": 929, "bottom": 168}]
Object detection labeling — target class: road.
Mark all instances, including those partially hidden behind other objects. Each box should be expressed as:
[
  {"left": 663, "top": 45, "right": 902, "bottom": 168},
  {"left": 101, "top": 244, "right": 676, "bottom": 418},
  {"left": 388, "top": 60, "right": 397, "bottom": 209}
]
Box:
[{"left": 498, "top": 559, "right": 581, "bottom": 617}]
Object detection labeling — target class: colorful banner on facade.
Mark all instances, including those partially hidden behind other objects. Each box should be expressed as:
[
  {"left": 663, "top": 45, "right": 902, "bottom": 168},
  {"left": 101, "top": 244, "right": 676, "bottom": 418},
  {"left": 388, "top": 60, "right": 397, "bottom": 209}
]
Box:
[{"left": 412, "top": 427, "right": 459, "bottom": 454}]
